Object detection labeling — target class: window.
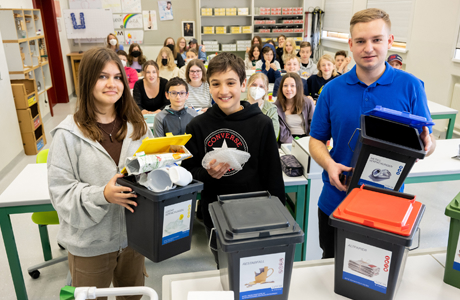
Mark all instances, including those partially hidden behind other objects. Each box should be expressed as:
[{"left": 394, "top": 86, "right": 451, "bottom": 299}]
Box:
[{"left": 323, "top": 0, "right": 353, "bottom": 34}]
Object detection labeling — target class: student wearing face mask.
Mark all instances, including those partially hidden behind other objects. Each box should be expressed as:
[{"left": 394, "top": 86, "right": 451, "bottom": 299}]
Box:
[
  {"left": 106, "top": 33, "right": 124, "bottom": 51},
  {"left": 164, "top": 37, "right": 185, "bottom": 68},
  {"left": 156, "top": 47, "right": 179, "bottom": 80},
  {"left": 117, "top": 50, "right": 138, "bottom": 89},
  {"left": 127, "top": 43, "right": 146, "bottom": 77},
  {"left": 245, "top": 73, "right": 279, "bottom": 138}
]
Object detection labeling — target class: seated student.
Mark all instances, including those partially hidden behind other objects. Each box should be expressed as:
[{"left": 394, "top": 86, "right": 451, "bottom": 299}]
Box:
[
  {"left": 188, "top": 38, "right": 207, "bottom": 62},
  {"left": 106, "top": 33, "right": 124, "bottom": 51},
  {"left": 387, "top": 54, "right": 403, "bottom": 70},
  {"left": 307, "top": 54, "right": 340, "bottom": 103},
  {"left": 245, "top": 36, "right": 262, "bottom": 60},
  {"left": 133, "top": 60, "right": 169, "bottom": 114},
  {"left": 334, "top": 50, "right": 351, "bottom": 74},
  {"left": 127, "top": 43, "right": 146, "bottom": 76},
  {"left": 275, "top": 72, "right": 315, "bottom": 144},
  {"left": 185, "top": 59, "right": 212, "bottom": 111},
  {"left": 179, "top": 48, "right": 198, "bottom": 80},
  {"left": 156, "top": 47, "right": 180, "bottom": 80},
  {"left": 273, "top": 55, "right": 309, "bottom": 97},
  {"left": 246, "top": 73, "right": 279, "bottom": 138},
  {"left": 117, "top": 50, "right": 138, "bottom": 89},
  {"left": 244, "top": 44, "right": 262, "bottom": 70},
  {"left": 276, "top": 35, "right": 286, "bottom": 66},
  {"left": 181, "top": 52, "right": 285, "bottom": 267},
  {"left": 164, "top": 37, "right": 185, "bottom": 68},
  {"left": 298, "top": 41, "right": 318, "bottom": 79},
  {"left": 281, "top": 38, "right": 297, "bottom": 70},
  {"left": 153, "top": 77, "right": 198, "bottom": 137},
  {"left": 255, "top": 44, "right": 281, "bottom": 83},
  {"left": 177, "top": 36, "right": 187, "bottom": 60},
  {"left": 266, "top": 39, "right": 276, "bottom": 48}
]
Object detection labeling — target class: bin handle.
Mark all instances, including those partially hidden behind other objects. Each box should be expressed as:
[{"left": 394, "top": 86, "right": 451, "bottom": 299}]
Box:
[
  {"left": 208, "top": 228, "right": 218, "bottom": 252},
  {"left": 348, "top": 128, "right": 361, "bottom": 152},
  {"left": 409, "top": 228, "right": 421, "bottom": 251},
  {"left": 217, "top": 191, "right": 271, "bottom": 202}
]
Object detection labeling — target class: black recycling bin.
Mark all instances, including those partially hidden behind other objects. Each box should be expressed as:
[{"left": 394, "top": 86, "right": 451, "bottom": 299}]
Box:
[
  {"left": 347, "top": 106, "right": 433, "bottom": 193},
  {"left": 117, "top": 175, "right": 203, "bottom": 262},
  {"left": 209, "top": 191, "right": 304, "bottom": 300}
]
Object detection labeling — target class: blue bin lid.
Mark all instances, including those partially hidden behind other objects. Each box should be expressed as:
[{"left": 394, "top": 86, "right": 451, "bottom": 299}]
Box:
[{"left": 365, "top": 106, "right": 435, "bottom": 132}]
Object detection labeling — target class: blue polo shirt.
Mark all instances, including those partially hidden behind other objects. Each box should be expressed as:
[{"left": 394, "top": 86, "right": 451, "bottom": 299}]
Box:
[{"left": 310, "top": 62, "right": 433, "bottom": 215}]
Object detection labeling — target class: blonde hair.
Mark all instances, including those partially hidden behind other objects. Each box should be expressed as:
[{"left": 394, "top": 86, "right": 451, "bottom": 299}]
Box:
[
  {"left": 156, "top": 47, "right": 176, "bottom": 71},
  {"left": 282, "top": 38, "right": 297, "bottom": 63},
  {"left": 247, "top": 73, "right": 269, "bottom": 102},
  {"left": 283, "top": 54, "right": 301, "bottom": 65},
  {"left": 350, "top": 8, "right": 391, "bottom": 36},
  {"left": 317, "top": 54, "right": 338, "bottom": 78}
]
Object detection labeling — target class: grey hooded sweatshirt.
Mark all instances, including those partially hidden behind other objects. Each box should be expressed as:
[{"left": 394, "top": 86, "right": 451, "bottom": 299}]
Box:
[{"left": 47, "top": 115, "right": 153, "bottom": 257}]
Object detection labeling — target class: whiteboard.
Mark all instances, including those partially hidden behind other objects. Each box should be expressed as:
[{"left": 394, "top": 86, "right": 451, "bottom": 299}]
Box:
[{"left": 63, "top": 9, "right": 113, "bottom": 39}]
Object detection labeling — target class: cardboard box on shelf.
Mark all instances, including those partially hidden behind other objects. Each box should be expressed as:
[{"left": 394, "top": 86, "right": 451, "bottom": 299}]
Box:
[
  {"left": 242, "top": 26, "right": 252, "bottom": 33},
  {"left": 230, "top": 26, "right": 242, "bottom": 33},
  {"left": 283, "top": 20, "right": 294, "bottom": 24},
  {"left": 254, "top": 20, "right": 265, "bottom": 24},
  {"left": 294, "top": 28, "right": 304, "bottom": 33},
  {"left": 216, "top": 26, "right": 227, "bottom": 34},
  {"left": 266, "top": 20, "right": 276, "bottom": 24},
  {"left": 294, "top": 37, "right": 303, "bottom": 41},
  {"left": 226, "top": 8, "right": 237, "bottom": 16},
  {"left": 272, "top": 29, "right": 284, "bottom": 33},
  {"left": 259, "top": 29, "right": 271, "bottom": 33},
  {"left": 238, "top": 8, "right": 249, "bottom": 15},
  {"left": 283, "top": 28, "right": 294, "bottom": 33},
  {"left": 201, "top": 8, "right": 213, "bottom": 16},
  {"left": 294, "top": 19, "right": 303, "bottom": 24},
  {"left": 203, "top": 40, "right": 218, "bottom": 45},
  {"left": 272, "top": 11, "right": 282, "bottom": 15},
  {"left": 21, "top": 127, "right": 46, "bottom": 155},
  {"left": 11, "top": 79, "right": 37, "bottom": 109},
  {"left": 214, "top": 8, "right": 226, "bottom": 16},
  {"left": 16, "top": 103, "right": 41, "bottom": 133},
  {"left": 203, "top": 26, "right": 214, "bottom": 34}
]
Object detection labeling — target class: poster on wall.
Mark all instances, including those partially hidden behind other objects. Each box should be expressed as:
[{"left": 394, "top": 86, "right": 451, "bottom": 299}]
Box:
[
  {"left": 158, "top": 1, "right": 173, "bottom": 21},
  {"left": 116, "top": 30, "right": 125, "bottom": 43},
  {"left": 125, "top": 30, "right": 143, "bottom": 44},
  {"left": 101, "top": 0, "right": 122, "bottom": 13},
  {"left": 123, "top": 14, "right": 143, "bottom": 29},
  {"left": 113, "top": 14, "right": 124, "bottom": 29},
  {"left": 69, "top": 0, "right": 102, "bottom": 9},
  {"left": 122, "top": 0, "right": 142, "bottom": 13},
  {"left": 182, "top": 21, "right": 194, "bottom": 38},
  {"left": 143, "top": 10, "right": 157, "bottom": 30}
]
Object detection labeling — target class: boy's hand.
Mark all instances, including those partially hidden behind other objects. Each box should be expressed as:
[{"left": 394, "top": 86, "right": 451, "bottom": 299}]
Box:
[
  {"left": 270, "top": 63, "right": 277, "bottom": 70},
  {"left": 326, "top": 161, "right": 352, "bottom": 192},
  {"left": 420, "top": 126, "right": 433, "bottom": 152},
  {"left": 207, "top": 159, "right": 230, "bottom": 179},
  {"left": 104, "top": 174, "right": 137, "bottom": 213}
]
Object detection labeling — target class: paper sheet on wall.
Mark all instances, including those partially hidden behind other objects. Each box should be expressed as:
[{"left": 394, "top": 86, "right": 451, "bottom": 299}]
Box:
[
  {"left": 143, "top": 10, "right": 157, "bottom": 30},
  {"left": 123, "top": 14, "right": 143, "bottom": 29},
  {"left": 122, "top": 0, "right": 141, "bottom": 13},
  {"left": 69, "top": 0, "right": 102, "bottom": 9},
  {"left": 125, "top": 30, "right": 143, "bottom": 44},
  {"left": 113, "top": 14, "right": 124, "bottom": 29},
  {"left": 116, "top": 30, "right": 124, "bottom": 43},
  {"left": 63, "top": 9, "right": 113, "bottom": 39},
  {"left": 158, "top": 1, "right": 173, "bottom": 20},
  {"left": 101, "top": 0, "right": 122, "bottom": 13}
]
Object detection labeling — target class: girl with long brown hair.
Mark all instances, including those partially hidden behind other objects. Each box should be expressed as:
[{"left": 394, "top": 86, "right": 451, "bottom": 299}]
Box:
[
  {"left": 47, "top": 47, "right": 152, "bottom": 294},
  {"left": 127, "top": 43, "right": 147, "bottom": 76},
  {"left": 133, "top": 60, "right": 169, "bottom": 114}
]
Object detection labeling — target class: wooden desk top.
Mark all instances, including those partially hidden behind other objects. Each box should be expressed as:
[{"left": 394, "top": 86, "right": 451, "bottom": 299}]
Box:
[{"left": 67, "top": 52, "right": 84, "bottom": 58}]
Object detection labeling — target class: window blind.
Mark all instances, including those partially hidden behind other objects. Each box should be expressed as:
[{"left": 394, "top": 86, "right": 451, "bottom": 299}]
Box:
[{"left": 323, "top": 0, "right": 353, "bottom": 33}]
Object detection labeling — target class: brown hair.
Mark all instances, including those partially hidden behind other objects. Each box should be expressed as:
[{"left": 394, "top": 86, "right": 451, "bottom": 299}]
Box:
[
  {"left": 164, "top": 37, "right": 178, "bottom": 57},
  {"left": 299, "top": 41, "right": 312, "bottom": 51},
  {"left": 116, "top": 50, "right": 128, "bottom": 59},
  {"left": 350, "top": 8, "right": 391, "bottom": 36},
  {"left": 317, "top": 54, "right": 339, "bottom": 78},
  {"left": 252, "top": 36, "right": 263, "bottom": 46},
  {"left": 142, "top": 60, "right": 159, "bottom": 73},
  {"left": 185, "top": 59, "right": 207, "bottom": 83},
  {"left": 157, "top": 47, "right": 177, "bottom": 71},
  {"left": 277, "top": 73, "right": 305, "bottom": 115},
  {"left": 166, "top": 77, "right": 189, "bottom": 93},
  {"left": 248, "top": 44, "right": 262, "bottom": 61},
  {"left": 106, "top": 33, "right": 119, "bottom": 49},
  {"left": 176, "top": 36, "right": 187, "bottom": 54},
  {"left": 186, "top": 48, "right": 199, "bottom": 57},
  {"left": 335, "top": 50, "right": 347, "bottom": 58},
  {"left": 277, "top": 34, "right": 287, "bottom": 46},
  {"left": 266, "top": 39, "right": 276, "bottom": 47},
  {"left": 74, "top": 47, "right": 147, "bottom": 141},
  {"left": 206, "top": 52, "right": 245, "bottom": 86},
  {"left": 247, "top": 73, "right": 269, "bottom": 101},
  {"left": 127, "top": 43, "right": 146, "bottom": 65}
]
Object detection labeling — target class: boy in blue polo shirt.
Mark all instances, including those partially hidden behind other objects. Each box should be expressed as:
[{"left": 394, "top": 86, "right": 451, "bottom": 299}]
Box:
[{"left": 309, "top": 8, "right": 436, "bottom": 259}]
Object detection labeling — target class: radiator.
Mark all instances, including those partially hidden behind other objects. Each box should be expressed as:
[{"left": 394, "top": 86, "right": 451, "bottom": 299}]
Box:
[{"left": 452, "top": 83, "right": 460, "bottom": 136}]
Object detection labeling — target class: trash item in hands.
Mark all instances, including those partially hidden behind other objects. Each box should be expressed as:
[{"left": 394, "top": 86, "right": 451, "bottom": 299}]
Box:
[
  {"left": 201, "top": 148, "right": 251, "bottom": 171},
  {"left": 140, "top": 167, "right": 176, "bottom": 192},
  {"left": 125, "top": 147, "right": 191, "bottom": 175}
]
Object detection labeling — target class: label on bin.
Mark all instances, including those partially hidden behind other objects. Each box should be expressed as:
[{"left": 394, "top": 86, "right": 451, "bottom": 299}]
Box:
[
  {"left": 454, "top": 233, "right": 460, "bottom": 272},
  {"left": 239, "top": 252, "right": 285, "bottom": 299},
  {"left": 343, "top": 239, "right": 392, "bottom": 294},
  {"left": 162, "top": 200, "right": 192, "bottom": 245},
  {"left": 358, "top": 154, "right": 405, "bottom": 190}
]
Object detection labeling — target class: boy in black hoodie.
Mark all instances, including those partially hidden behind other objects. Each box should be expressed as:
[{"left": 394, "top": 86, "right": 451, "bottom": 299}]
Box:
[{"left": 182, "top": 52, "right": 285, "bottom": 266}]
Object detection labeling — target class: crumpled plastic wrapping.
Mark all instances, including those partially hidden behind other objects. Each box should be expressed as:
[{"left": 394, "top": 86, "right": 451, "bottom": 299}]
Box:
[
  {"left": 202, "top": 148, "right": 251, "bottom": 171},
  {"left": 125, "top": 148, "right": 191, "bottom": 175}
]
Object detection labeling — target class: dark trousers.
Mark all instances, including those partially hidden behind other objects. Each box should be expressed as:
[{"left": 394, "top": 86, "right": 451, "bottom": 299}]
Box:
[{"left": 318, "top": 208, "right": 335, "bottom": 259}]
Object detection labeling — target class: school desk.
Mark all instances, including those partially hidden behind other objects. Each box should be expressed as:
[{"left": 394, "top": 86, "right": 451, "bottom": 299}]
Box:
[{"left": 428, "top": 100, "right": 458, "bottom": 139}]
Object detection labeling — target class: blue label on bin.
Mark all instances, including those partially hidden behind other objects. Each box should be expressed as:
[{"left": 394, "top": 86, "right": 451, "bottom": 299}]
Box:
[
  {"left": 343, "top": 271, "right": 387, "bottom": 294},
  {"left": 162, "top": 230, "right": 190, "bottom": 245},
  {"left": 240, "top": 288, "right": 283, "bottom": 300}
]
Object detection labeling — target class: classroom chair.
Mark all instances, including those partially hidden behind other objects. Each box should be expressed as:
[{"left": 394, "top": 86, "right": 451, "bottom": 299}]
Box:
[{"left": 28, "top": 149, "right": 71, "bottom": 285}]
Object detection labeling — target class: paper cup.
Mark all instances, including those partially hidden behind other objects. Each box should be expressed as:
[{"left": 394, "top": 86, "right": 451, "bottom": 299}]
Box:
[
  {"left": 146, "top": 168, "right": 174, "bottom": 192},
  {"left": 169, "top": 166, "right": 193, "bottom": 186}
]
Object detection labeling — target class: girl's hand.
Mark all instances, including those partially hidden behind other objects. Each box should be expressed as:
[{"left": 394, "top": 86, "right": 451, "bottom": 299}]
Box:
[
  {"left": 104, "top": 174, "right": 137, "bottom": 213},
  {"left": 270, "top": 63, "right": 277, "bottom": 70},
  {"left": 142, "top": 109, "right": 153, "bottom": 115}
]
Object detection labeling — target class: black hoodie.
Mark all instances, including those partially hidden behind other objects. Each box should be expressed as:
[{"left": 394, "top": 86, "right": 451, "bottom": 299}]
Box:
[{"left": 182, "top": 101, "right": 286, "bottom": 229}]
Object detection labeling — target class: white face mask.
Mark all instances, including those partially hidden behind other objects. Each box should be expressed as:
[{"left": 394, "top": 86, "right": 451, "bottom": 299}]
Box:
[
  {"left": 121, "top": 60, "right": 127, "bottom": 67},
  {"left": 249, "top": 86, "right": 266, "bottom": 100},
  {"left": 109, "top": 39, "right": 117, "bottom": 46}
]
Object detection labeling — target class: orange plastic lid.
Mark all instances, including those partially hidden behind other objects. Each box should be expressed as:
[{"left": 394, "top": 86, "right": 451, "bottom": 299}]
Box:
[{"left": 333, "top": 186, "right": 422, "bottom": 236}]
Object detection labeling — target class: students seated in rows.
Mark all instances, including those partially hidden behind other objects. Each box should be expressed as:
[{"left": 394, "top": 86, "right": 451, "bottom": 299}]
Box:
[
  {"left": 182, "top": 52, "right": 285, "bottom": 268},
  {"left": 307, "top": 54, "right": 340, "bottom": 103},
  {"left": 153, "top": 77, "right": 198, "bottom": 137},
  {"left": 127, "top": 43, "right": 146, "bottom": 76},
  {"left": 276, "top": 35, "right": 286, "bottom": 66},
  {"left": 188, "top": 38, "right": 207, "bottom": 62},
  {"left": 335, "top": 50, "right": 351, "bottom": 74},
  {"left": 273, "top": 55, "right": 309, "bottom": 97},
  {"left": 275, "top": 73, "right": 315, "bottom": 144},
  {"left": 156, "top": 47, "right": 179, "bottom": 80},
  {"left": 281, "top": 38, "right": 297, "bottom": 70},
  {"left": 117, "top": 50, "right": 138, "bottom": 89},
  {"left": 246, "top": 73, "right": 279, "bottom": 138},
  {"left": 48, "top": 47, "right": 152, "bottom": 294},
  {"left": 298, "top": 42, "right": 318, "bottom": 79},
  {"left": 255, "top": 44, "right": 281, "bottom": 83},
  {"left": 164, "top": 37, "right": 185, "bottom": 68},
  {"left": 177, "top": 36, "right": 187, "bottom": 60},
  {"left": 106, "top": 33, "right": 124, "bottom": 51},
  {"left": 133, "top": 60, "right": 169, "bottom": 114},
  {"left": 179, "top": 48, "right": 198, "bottom": 80},
  {"left": 185, "top": 59, "right": 212, "bottom": 111},
  {"left": 244, "top": 44, "right": 262, "bottom": 70}
]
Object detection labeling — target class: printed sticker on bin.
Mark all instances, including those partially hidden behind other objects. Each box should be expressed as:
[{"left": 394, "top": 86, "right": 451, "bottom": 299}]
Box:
[
  {"left": 343, "top": 239, "right": 392, "bottom": 294},
  {"left": 358, "top": 154, "right": 405, "bottom": 190},
  {"left": 454, "top": 233, "right": 460, "bottom": 272},
  {"left": 239, "top": 253, "right": 285, "bottom": 300},
  {"left": 162, "top": 200, "right": 192, "bottom": 245}
]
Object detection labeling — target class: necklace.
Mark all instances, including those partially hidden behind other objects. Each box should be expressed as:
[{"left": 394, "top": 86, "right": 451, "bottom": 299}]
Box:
[{"left": 98, "top": 119, "right": 117, "bottom": 142}]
